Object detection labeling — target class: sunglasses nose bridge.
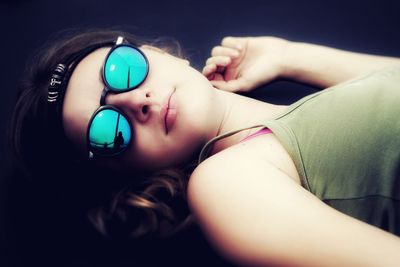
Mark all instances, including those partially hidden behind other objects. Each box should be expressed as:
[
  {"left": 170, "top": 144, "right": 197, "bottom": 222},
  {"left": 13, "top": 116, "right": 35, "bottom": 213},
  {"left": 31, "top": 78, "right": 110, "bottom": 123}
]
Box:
[{"left": 100, "top": 87, "right": 109, "bottom": 106}]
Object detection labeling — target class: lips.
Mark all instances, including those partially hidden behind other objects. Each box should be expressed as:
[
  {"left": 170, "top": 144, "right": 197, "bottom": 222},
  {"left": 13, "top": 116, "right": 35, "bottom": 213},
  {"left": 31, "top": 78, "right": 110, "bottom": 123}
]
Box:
[{"left": 160, "top": 89, "right": 176, "bottom": 134}]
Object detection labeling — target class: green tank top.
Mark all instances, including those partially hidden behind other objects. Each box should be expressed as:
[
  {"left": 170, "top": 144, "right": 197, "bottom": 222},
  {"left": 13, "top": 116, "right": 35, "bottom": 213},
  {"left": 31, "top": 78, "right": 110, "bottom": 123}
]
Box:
[{"left": 198, "top": 65, "right": 400, "bottom": 236}]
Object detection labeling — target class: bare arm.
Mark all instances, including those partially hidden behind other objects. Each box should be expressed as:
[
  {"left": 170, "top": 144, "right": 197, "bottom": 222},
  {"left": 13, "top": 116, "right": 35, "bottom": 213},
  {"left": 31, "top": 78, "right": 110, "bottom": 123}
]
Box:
[
  {"left": 188, "top": 149, "right": 400, "bottom": 267},
  {"left": 203, "top": 36, "right": 400, "bottom": 92},
  {"left": 282, "top": 41, "right": 400, "bottom": 88}
]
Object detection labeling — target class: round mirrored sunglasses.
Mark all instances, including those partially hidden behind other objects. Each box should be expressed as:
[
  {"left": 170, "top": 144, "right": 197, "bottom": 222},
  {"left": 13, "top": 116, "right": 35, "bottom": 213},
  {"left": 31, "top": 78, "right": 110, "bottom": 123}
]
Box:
[{"left": 87, "top": 37, "right": 149, "bottom": 159}]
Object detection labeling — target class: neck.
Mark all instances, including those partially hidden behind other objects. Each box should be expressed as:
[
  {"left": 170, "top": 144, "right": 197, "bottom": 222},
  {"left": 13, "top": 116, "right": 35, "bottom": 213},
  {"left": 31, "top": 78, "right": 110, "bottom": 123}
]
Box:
[{"left": 208, "top": 90, "right": 288, "bottom": 157}]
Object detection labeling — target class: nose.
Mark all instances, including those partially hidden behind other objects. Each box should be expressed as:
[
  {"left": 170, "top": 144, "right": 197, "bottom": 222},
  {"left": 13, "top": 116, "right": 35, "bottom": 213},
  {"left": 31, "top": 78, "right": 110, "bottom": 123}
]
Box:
[{"left": 104, "top": 88, "right": 154, "bottom": 123}]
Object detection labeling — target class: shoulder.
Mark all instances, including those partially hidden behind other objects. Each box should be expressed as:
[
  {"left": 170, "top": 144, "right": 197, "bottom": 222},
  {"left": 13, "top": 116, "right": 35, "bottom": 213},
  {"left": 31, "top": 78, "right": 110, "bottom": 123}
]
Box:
[
  {"left": 187, "top": 145, "right": 302, "bottom": 264},
  {"left": 187, "top": 142, "right": 387, "bottom": 266},
  {"left": 195, "top": 132, "right": 302, "bottom": 186},
  {"left": 188, "top": 141, "right": 301, "bottom": 216},
  {"left": 190, "top": 137, "right": 283, "bottom": 193},
  {"left": 189, "top": 134, "right": 300, "bottom": 199}
]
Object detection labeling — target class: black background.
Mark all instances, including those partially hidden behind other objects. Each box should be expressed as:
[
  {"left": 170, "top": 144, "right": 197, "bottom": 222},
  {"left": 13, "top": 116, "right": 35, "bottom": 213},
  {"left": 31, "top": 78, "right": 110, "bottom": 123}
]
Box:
[{"left": 1, "top": 0, "right": 400, "bottom": 266}]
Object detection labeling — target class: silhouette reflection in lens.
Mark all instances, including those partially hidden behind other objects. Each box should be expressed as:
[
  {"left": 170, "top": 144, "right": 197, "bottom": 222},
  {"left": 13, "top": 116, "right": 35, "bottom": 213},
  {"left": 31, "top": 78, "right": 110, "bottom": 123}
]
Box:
[{"left": 89, "top": 109, "right": 131, "bottom": 156}]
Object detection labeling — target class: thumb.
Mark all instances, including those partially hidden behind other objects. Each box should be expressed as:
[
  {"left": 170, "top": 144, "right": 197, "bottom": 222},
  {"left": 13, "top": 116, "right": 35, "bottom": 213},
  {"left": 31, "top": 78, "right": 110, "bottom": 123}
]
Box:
[{"left": 210, "top": 77, "right": 252, "bottom": 93}]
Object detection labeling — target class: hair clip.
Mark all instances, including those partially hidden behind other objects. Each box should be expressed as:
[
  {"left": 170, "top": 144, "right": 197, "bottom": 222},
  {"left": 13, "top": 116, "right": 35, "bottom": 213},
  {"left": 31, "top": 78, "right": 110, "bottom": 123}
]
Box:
[{"left": 47, "top": 63, "right": 67, "bottom": 103}]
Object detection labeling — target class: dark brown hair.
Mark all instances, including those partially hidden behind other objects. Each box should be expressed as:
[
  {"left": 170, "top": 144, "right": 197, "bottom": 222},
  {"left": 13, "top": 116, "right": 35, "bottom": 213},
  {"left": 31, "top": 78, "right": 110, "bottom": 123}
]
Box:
[{"left": 9, "top": 28, "right": 196, "bottom": 239}]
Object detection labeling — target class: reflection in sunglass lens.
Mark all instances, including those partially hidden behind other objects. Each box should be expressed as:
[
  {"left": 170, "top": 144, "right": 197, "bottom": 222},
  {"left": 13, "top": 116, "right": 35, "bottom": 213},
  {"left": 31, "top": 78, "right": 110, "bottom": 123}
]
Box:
[
  {"left": 88, "top": 108, "right": 131, "bottom": 156},
  {"left": 104, "top": 46, "right": 148, "bottom": 91}
]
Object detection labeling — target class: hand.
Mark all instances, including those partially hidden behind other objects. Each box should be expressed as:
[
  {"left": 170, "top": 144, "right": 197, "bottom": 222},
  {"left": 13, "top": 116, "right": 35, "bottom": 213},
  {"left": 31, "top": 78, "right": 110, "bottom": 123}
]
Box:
[{"left": 202, "top": 36, "right": 290, "bottom": 93}]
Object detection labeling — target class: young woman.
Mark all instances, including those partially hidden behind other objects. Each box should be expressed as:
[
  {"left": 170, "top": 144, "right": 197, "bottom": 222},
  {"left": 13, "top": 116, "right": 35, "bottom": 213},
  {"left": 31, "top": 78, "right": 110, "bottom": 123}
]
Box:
[{"left": 10, "top": 29, "right": 400, "bottom": 267}]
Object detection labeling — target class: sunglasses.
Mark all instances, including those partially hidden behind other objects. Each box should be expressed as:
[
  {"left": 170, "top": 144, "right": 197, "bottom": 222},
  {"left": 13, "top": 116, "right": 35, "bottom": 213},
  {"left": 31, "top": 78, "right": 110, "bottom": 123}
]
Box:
[{"left": 87, "top": 37, "right": 149, "bottom": 159}]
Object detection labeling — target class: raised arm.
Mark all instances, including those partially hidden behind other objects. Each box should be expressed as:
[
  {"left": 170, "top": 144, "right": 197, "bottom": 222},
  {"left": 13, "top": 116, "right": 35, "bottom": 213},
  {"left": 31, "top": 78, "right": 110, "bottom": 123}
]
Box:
[
  {"left": 282, "top": 41, "right": 400, "bottom": 88},
  {"left": 203, "top": 36, "right": 400, "bottom": 92},
  {"left": 188, "top": 148, "right": 400, "bottom": 267}
]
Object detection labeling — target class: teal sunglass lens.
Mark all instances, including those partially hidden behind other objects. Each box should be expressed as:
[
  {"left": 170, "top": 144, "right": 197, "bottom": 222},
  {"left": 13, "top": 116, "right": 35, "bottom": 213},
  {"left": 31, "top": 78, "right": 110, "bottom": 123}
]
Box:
[
  {"left": 88, "top": 109, "right": 131, "bottom": 156},
  {"left": 104, "top": 46, "right": 148, "bottom": 91}
]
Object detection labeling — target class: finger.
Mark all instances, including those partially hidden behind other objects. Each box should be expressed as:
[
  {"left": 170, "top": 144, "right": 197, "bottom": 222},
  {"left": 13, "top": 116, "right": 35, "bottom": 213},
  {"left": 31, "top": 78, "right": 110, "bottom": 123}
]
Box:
[
  {"left": 202, "top": 63, "right": 216, "bottom": 77},
  {"left": 221, "top": 36, "right": 246, "bottom": 50},
  {"left": 210, "top": 77, "right": 251, "bottom": 92},
  {"left": 211, "top": 72, "right": 225, "bottom": 81},
  {"left": 205, "top": 56, "right": 231, "bottom": 67},
  {"left": 203, "top": 66, "right": 226, "bottom": 81},
  {"left": 211, "top": 46, "right": 240, "bottom": 58}
]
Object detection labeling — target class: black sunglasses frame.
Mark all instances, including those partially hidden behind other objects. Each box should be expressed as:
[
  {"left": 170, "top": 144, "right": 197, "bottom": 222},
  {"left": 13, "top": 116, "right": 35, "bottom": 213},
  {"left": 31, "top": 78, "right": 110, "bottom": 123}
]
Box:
[
  {"left": 100, "top": 42, "right": 150, "bottom": 104},
  {"left": 87, "top": 38, "right": 150, "bottom": 159}
]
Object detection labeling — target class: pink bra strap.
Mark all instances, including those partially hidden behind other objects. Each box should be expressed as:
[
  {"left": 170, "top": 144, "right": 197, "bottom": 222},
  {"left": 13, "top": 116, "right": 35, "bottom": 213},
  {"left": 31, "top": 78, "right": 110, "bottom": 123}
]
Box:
[{"left": 239, "top": 128, "right": 272, "bottom": 143}]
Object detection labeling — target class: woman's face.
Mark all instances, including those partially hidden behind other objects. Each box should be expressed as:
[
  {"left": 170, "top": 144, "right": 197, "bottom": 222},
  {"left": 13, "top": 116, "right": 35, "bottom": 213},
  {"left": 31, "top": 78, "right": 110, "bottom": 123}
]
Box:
[{"left": 62, "top": 44, "right": 220, "bottom": 173}]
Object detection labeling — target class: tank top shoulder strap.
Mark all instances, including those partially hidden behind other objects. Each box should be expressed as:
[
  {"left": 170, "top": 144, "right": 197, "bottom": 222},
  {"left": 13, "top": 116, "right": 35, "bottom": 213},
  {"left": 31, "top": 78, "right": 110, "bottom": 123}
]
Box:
[
  {"left": 197, "top": 124, "right": 267, "bottom": 165},
  {"left": 196, "top": 92, "right": 327, "bottom": 166}
]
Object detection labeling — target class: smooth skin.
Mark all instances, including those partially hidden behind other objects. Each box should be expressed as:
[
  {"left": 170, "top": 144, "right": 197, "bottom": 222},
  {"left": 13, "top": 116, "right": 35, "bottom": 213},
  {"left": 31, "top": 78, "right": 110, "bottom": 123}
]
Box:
[
  {"left": 188, "top": 36, "right": 400, "bottom": 266},
  {"left": 62, "top": 35, "right": 400, "bottom": 266},
  {"left": 62, "top": 44, "right": 287, "bottom": 173}
]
